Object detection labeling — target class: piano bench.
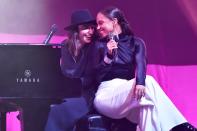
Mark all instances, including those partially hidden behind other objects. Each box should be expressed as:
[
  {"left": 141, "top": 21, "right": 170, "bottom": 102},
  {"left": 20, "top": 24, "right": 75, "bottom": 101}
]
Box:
[
  {"left": 0, "top": 102, "right": 22, "bottom": 131},
  {"left": 74, "top": 114, "right": 110, "bottom": 131},
  {"left": 74, "top": 114, "right": 138, "bottom": 131}
]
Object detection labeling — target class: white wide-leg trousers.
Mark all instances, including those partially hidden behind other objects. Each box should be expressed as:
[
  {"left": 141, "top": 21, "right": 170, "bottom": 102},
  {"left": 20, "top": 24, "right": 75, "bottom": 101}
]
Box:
[{"left": 94, "top": 75, "right": 187, "bottom": 131}]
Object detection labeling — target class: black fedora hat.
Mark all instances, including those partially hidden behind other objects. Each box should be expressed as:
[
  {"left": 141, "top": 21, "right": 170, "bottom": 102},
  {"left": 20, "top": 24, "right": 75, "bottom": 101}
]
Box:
[{"left": 64, "top": 9, "right": 96, "bottom": 31}]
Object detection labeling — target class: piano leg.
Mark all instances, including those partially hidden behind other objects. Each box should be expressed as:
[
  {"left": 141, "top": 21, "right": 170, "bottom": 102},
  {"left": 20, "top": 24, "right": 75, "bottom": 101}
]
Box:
[
  {"left": 0, "top": 112, "right": 6, "bottom": 131},
  {"left": 0, "top": 102, "right": 21, "bottom": 131}
]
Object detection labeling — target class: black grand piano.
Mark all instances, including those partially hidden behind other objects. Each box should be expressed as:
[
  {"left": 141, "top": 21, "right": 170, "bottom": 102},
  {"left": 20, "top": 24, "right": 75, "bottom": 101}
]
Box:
[{"left": 0, "top": 44, "right": 82, "bottom": 131}]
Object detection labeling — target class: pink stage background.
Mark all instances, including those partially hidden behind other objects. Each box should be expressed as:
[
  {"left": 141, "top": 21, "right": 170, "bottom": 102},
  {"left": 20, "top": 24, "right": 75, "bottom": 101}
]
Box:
[{"left": 0, "top": 0, "right": 197, "bottom": 130}]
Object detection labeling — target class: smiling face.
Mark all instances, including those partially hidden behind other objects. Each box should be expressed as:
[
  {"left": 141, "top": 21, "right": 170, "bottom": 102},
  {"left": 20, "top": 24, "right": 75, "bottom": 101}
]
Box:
[
  {"left": 77, "top": 24, "right": 95, "bottom": 45},
  {"left": 96, "top": 12, "right": 115, "bottom": 38}
]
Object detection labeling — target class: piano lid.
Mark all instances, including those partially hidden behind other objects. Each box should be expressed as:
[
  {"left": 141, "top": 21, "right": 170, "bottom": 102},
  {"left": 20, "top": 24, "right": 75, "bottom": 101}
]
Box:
[{"left": 0, "top": 44, "right": 82, "bottom": 99}]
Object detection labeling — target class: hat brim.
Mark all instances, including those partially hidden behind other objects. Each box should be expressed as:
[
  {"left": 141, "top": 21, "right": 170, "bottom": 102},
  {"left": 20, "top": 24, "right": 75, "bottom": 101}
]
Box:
[{"left": 64, "top": 20, "right": 96, "bottom": 31}]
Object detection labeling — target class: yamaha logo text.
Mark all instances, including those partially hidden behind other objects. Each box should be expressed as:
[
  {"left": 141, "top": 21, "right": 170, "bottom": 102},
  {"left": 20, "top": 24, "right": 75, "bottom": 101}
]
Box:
[{"left": 16, "top": 70, "right": 40, "bottom": 83}]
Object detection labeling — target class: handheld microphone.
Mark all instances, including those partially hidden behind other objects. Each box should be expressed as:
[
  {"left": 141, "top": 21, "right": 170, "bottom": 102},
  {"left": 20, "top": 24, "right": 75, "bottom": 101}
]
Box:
[
  {"left": 108, "top": 32, "right": 114, "bottom": 41},
  {"left": 43, "top": 24, "right": 58, "bottom": 45},
  {"left": 108, "top": 32, "right": 118, "bottom": 59}
]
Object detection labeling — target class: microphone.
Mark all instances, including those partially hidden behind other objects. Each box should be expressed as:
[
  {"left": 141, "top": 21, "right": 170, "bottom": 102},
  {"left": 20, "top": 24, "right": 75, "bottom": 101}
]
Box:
[
  {"left": 43, "top": 24, "right": 58, "bottom": 45},
  {"left": 108, "top": 32, "right": 114, "bottom": 41},
  {"left": 108, "top": 32, "right": 118, "bottom": 59},
  {"left": 108, "top": 32, "right": 118, "bottom": 42}
]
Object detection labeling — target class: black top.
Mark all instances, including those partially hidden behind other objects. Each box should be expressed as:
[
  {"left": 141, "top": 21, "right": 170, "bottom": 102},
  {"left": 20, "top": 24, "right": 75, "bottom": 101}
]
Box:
[
  {"left": 90, "top": 34, "right": 147, "bottom": 85},
  {"left": 61, "top": 40, "right": 97, "bottom": 109},
  {"left": 61, "top": 40, "right": 90, "bottom": 79}
]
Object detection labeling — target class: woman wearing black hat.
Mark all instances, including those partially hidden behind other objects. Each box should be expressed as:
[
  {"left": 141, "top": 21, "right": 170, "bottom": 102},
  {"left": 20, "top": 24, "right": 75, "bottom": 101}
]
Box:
[
  {"left": 45, "top": 9, "right": 97, "bottom": 131},
  {"left": 45, "top": 9, "right": 139, "bottom": 131}
]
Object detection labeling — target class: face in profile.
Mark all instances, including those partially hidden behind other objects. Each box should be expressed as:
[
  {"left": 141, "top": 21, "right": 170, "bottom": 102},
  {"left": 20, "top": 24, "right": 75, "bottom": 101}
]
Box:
[
  {"left": 78, "top": 24, "right": 95, "bottom": 44},
  {"left": 96, "top": 12, "right": 114, "bottom": 38}
]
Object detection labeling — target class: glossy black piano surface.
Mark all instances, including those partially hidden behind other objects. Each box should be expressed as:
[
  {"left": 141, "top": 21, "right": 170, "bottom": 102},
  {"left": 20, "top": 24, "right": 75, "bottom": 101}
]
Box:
[
  {"left": 0, "top": 44, "right": 82, "bottom": 131},
  {"left": 0, "top": 44, "right": 82, "bottom": 98}
]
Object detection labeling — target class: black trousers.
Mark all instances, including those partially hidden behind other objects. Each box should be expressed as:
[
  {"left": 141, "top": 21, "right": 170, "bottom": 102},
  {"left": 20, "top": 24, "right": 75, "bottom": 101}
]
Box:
[
  {"left": 45, "top": 97, "right": 137, "bottom": 131},
  {"left": 45, "top": 97, "right": 89, "bottom": 131}
]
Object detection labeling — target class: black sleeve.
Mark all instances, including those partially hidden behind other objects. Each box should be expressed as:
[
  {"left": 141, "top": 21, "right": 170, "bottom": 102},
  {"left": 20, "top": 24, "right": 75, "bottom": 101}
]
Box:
[
  {"left": 134, "top": 38, "right": 147, "bottom": 86},
  {"left": 87, "top": 41, "right": 113, "bottom": 82},
  {"left": 90, "top": 41, "right": 111, "bottom": 70}
]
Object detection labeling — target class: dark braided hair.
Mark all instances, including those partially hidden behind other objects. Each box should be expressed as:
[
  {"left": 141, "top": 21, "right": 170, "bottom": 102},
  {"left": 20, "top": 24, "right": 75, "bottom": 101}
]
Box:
[{"left": 99, "top": 6, "right": 134, "bottom": 36}]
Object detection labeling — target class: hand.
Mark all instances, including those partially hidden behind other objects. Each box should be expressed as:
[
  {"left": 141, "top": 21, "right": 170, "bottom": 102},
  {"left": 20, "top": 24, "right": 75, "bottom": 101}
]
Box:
[
  {"left": 107, "top": 40, "right": 118, "bottom": 54},
  {"left": 134, "top": 85, "right": 146, "bottom": 100}
]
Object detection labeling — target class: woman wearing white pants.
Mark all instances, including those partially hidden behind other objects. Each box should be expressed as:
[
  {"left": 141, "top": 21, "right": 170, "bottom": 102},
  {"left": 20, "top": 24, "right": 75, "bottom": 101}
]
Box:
[
  {"left": 91, "top": 6, "right": 197, "bottom": 131},
  {"left": 94, "top": 76, "right": 186, "bottom": 131}
]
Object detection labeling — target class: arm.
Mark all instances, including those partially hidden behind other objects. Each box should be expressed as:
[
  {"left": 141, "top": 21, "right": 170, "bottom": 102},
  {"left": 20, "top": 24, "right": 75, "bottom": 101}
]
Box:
[
  {"left": 88, "top": 41, "right": 114, "bottom": 84},
  {"left": 134, "top": 37, "right": 147, "bottom": 100},
  {"left": 90, "top": 41, "right": 113, "bottom": 69},
  {"left": 135, "top": 38, "right": 147, "bottom": 85}
]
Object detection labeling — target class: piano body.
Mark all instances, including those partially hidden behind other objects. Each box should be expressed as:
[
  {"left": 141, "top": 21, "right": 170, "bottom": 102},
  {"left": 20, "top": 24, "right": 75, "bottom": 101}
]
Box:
[{"left": 0, "top": 44, "right": 82, "bottom": 131}]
